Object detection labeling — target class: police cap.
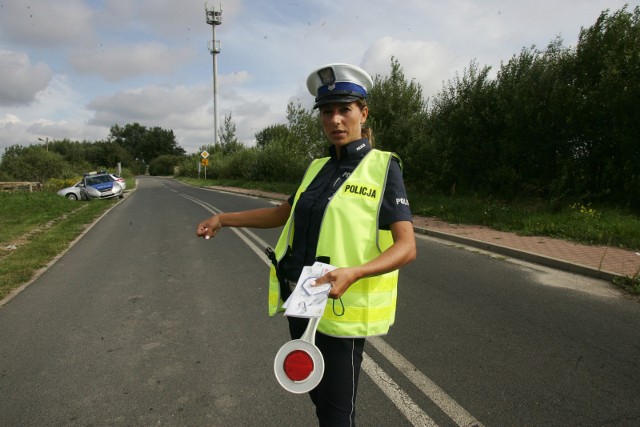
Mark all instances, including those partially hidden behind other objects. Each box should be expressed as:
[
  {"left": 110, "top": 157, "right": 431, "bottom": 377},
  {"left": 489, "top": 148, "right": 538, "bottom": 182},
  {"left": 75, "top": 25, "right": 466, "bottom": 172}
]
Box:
[{"left": 306, "top": 63, "right": 373, "bottom": 109}]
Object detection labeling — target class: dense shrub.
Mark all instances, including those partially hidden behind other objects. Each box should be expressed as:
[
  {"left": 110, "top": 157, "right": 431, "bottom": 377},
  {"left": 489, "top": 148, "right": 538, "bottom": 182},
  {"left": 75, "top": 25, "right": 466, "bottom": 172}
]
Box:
[
  {"left": 252, "top": 140, "right": 309, "bottom": 183},
  {"left": 148, "top": 155, "right": 182, "bottom": 176}
]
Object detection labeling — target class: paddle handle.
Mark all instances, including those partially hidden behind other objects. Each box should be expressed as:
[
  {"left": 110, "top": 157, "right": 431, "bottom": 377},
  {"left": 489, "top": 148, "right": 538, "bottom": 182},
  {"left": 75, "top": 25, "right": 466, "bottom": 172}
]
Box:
[{"left": 301, "top": 317, "right": 320, "bottom": 344}]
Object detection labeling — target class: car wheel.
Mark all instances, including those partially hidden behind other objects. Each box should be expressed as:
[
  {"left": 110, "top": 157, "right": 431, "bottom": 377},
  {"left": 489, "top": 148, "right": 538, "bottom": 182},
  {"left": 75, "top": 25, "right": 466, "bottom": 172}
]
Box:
[{"left": 66, "top": 193, "right": 78, "bottom": 201}]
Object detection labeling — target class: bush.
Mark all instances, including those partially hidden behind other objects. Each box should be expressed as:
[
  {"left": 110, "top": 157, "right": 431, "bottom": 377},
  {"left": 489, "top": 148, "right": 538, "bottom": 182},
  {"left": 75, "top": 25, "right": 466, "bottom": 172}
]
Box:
[
  {"left": 44, "top": 177, "right": 82, "bottom": 192},
  {"left": 252, "top": 140, "right": 309, "bottom": 183},
  {"left": 148, "top": 155, "right": 182, "bottom": 176},
  {"left": 222, "top": 148, "right": 260, "bottom": 180},
  {"left": 175, "top": 156, "right": 201, "bottom": 178}
]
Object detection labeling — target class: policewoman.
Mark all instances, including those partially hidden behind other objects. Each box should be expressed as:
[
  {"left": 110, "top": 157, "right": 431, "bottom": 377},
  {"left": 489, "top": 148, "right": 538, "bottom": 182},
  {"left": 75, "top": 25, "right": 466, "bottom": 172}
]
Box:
[{"left": 196, "top": 63, "right": 416, "bottom": 426}]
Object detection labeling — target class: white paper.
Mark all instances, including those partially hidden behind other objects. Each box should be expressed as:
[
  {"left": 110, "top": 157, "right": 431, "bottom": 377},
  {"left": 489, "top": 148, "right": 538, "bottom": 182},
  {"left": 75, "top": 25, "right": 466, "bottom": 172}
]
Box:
[{"left": 283, "top": 262, "right": 336, "bottom": 318}]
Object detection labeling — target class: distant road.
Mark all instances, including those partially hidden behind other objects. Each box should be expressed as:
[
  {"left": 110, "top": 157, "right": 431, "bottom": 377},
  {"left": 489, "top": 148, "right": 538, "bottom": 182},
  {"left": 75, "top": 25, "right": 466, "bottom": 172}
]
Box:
[{"left": 1, "top": 176, "right": 638, "bottom": 426}]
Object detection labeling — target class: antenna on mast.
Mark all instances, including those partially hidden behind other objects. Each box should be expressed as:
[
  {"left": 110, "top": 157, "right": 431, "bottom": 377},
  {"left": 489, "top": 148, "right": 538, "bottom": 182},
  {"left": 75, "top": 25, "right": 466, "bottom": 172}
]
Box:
[{"left": 205, "top": 3, "right": 222, "bottom": 146}]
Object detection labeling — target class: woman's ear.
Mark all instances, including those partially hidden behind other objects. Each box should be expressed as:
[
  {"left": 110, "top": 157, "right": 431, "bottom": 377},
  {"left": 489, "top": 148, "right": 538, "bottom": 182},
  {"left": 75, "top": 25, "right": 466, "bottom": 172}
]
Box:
[{"left": 361, "top": 106, "right": 369, "bottom": 123}]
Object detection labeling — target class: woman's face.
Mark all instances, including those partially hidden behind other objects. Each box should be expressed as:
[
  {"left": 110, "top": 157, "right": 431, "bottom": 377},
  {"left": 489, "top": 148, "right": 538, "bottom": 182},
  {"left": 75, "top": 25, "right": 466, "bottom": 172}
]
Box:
[{"left": 319, "top": 102, "right": 368, "bottom": 147}]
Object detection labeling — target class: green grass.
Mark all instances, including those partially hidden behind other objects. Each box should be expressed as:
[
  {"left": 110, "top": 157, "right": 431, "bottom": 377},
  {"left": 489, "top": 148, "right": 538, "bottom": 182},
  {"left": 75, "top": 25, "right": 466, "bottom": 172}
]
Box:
[
  {"left": 0, "top": 192, "right": 120, "bottom": 300},
  {"left": 409, "top": 193, "right": 640, "bottom": 251},
  {"left": 0, "top": 192, "right": 85, "bottom": 243},
  {"left": 177, "top": 177, "right": 299, "bottom": 197},
  {"left": 613, "top": 275, "right": 640, "bottom": 295}
]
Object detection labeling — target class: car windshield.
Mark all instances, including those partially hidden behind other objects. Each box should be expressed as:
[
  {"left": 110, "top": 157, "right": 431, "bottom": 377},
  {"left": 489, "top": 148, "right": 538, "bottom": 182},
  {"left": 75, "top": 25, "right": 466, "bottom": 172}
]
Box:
[{"left": 86, "top": 175, "right": 113, "bottom": 186}]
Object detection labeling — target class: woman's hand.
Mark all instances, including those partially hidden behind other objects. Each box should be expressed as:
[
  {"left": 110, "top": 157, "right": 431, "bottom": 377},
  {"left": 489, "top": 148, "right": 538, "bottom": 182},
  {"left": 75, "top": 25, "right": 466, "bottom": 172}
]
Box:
[
  {"left": 314, "top": 267, "right": 360, "bottom": 299},
  {"left": 196, "top": 215, "right": 222, "bottom": 239},
  {"left": 196, "top": 201, "right": 292, "bottom": 240},
  {"left": 313, "top": 220, "right": 416, "bottom": 298}
]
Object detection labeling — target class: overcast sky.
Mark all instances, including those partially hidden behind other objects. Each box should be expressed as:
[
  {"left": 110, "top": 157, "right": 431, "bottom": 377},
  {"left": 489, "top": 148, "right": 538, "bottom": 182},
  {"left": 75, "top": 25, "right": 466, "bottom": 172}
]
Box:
[{"left": 0, "top": 0, "right": 635, "bottom": 154}]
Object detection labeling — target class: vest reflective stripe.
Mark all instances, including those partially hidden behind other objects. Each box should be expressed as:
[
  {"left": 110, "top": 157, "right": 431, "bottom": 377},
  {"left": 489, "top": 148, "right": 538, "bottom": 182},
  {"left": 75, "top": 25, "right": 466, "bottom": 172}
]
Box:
[
  {"left": 268, "top": 268, "right": 281, "bottom": 311},
  {"left": 268, "top": 150, "right": 401, "bottom": 338}
]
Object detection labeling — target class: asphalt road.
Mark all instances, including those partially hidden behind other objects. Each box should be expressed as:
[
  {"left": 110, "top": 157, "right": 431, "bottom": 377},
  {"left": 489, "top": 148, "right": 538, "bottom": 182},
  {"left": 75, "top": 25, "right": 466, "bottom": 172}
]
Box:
[{"left": 1, "top": 176, "right": 639, "bottom": 426}]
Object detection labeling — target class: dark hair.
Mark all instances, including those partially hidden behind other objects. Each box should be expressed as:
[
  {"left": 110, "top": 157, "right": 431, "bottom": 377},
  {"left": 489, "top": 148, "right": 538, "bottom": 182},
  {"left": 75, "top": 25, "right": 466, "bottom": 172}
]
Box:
[{"left": 356, "top": 98, "right": 375, "bottom": 147}]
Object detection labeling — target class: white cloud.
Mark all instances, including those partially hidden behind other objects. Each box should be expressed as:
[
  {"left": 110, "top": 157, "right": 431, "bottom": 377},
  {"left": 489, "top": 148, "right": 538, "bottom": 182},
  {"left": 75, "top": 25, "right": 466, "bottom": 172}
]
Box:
[
  {"left": 362, "top": 37, "right": 458, "bottom": 99},
  {"left": 99, "top": 0, "right": 243, "bottom": 40},
  {"left": 0, "top": 0, "right": 94, "bottom": 47},
  {"left": 219, "top": 71, "right": 252, "bottom": 85},
  {"left": 0, "top": 0, "right": 635, "bottom": 156},
  {"left": 0, "top": 50, "right": 53, "bottom": 106},
  {"left": 87, "top": 83, "right": 210, "bottom": 126},
  {"left": 0, "top": 114, "right": 21, "bottom": 125},
  {"left": 70, "top": 42, "right": 195, "bottom": 81}
]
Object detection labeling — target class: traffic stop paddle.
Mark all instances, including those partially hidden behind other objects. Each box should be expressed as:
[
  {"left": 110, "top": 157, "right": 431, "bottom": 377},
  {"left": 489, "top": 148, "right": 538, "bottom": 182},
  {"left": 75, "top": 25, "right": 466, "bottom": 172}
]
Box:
[{"left": 273, "top": 317, "right": 324, "bottom": 394}]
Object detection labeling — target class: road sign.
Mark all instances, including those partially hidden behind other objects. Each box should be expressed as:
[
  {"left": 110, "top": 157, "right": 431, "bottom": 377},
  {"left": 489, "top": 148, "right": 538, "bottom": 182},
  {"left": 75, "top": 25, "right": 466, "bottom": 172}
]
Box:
[
  {"left": 274, "top": 317, "right": 324, "bottom": 394},
  {"left": 201, "top": 150, "right": 209, "bottom": 159},
  {"left": 201, "top": 158, "right": 209, "bottom": 167}
]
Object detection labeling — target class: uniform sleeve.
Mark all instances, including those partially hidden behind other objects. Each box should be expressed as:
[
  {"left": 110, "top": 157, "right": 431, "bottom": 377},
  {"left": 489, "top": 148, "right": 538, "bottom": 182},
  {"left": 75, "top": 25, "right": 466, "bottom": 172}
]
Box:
[{"left": 379, "top": 158, "right": 412, "bottom": 229}]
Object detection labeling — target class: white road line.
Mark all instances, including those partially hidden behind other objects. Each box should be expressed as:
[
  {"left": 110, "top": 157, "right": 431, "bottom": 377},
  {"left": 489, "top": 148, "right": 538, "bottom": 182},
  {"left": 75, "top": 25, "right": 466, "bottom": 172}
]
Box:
[
  {"left": 182, "top": 194, "right": 271, "bottom": 264},
  {"left": 368, "top": 336, "right": 483, "bottom": 427},
  {"left": 362, "top": 353, "right": 438, "bottom": 426}
]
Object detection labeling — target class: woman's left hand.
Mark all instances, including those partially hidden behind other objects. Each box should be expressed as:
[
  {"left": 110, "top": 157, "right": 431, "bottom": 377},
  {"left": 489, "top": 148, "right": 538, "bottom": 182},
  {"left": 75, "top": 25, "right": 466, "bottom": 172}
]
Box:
[
  {"left": 314, "top": 267, "right": 360, "bottom": 299},
  {"left": 312, "top": 220, "right": 416, "bottom": 299}
]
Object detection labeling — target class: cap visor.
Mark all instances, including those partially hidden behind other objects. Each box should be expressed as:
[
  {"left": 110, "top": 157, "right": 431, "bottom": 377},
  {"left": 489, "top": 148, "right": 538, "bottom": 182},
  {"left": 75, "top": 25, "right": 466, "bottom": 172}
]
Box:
[{"left": 314, "top": 94, "right": 363, "bottom": 109}]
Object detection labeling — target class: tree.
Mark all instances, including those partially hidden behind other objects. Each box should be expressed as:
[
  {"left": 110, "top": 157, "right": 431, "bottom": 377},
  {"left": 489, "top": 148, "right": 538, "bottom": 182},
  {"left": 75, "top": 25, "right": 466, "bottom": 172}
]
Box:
[
  {"left": 0, "top": 145, "right": 68, "bottom": 182},
  {"left": 286, "top": 101, "right": 325, "bottom": 159},
  {"left": 424, "top": 60, "right": 496, "bottom": 194},
  {"left": 255, "top": 124, "right": 291, "bottom": 148},
  {"left": 218, "top": 113, "right": 244, "bottom": 155},
  {"left": 109, "top": 123, "right": 147, "bottom": 158},
  {"left": 148, "top": 154, "right": 183, "bottom": 176},
  {"left": 492, "top": 40, "right": 575, "bottom": 199},
  {"left": 109, "top": 123, "right": 185, "bottom": 164},
  {"left": 367, "top": 57, "right": 428, "bottom": 184},
  {"left": 571, "top": 5, "right": 640, "bottom": 209}
]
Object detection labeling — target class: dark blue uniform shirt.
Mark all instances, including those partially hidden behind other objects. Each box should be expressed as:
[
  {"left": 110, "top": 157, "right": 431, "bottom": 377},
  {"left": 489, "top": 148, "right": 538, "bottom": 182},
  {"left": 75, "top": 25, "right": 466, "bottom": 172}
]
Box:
[{"left": 280, "top": 138, "right": 412, "bottom": 285}]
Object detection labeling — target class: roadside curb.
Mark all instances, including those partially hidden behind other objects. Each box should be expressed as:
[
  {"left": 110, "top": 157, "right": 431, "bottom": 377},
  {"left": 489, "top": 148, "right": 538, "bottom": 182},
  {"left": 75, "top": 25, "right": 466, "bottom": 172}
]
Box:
[{"left": 414, "top": 227, "right": 618, "bottom": 282}]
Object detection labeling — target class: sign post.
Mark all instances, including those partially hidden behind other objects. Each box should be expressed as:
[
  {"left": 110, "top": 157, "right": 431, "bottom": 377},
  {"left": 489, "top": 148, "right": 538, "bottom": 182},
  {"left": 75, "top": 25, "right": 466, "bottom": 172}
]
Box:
[{"left": 201, "top": 150, "right": 209, "bottom": 180}]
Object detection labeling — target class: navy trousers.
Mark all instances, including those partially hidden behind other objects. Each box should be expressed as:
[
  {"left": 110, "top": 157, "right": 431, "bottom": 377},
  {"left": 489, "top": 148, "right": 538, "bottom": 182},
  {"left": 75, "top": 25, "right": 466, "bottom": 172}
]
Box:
[{"left": 287, "top": 317, "right": 365, "bottom": 427}]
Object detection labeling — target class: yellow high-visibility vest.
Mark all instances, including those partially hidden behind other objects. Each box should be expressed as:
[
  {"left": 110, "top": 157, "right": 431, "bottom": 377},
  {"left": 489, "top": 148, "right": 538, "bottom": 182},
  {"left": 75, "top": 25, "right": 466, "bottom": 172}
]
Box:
[{"left": 269, "top": 149, "right": 400, "bottom": 337}]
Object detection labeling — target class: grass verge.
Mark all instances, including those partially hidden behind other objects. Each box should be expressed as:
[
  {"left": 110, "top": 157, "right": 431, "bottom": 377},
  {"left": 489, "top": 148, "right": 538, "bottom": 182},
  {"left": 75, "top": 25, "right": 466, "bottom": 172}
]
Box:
[
  {"left": 177, "top": 177, "right": 298, "bottom": 197},
  {"left": 0, "top": 192, "right": 88, "bottom": 243},
  {"left": 0, "top": 193, "right": 120, "bottom": 301},
  {"left": 613, "top": 273, "right": 640, "bottom": 295}
]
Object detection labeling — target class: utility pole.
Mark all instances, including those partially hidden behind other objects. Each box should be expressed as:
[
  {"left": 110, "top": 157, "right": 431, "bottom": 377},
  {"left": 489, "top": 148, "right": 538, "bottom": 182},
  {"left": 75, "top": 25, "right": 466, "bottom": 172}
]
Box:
[
  {"left": 38, "top": 137, "right": 49, "bottom": 152},
  {"left": 205, "top": 3, "right": 222, "bottom": 146}
]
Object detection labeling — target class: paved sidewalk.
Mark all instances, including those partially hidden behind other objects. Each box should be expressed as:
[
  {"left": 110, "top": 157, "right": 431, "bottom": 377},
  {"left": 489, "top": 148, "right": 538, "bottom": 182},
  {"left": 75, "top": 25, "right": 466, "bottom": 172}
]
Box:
[
  {"left": 209, "top": 186, "right": 640, "bottom": 281},
  {"left": 412, "top": 217, "right": 640, "bottom": 281}
]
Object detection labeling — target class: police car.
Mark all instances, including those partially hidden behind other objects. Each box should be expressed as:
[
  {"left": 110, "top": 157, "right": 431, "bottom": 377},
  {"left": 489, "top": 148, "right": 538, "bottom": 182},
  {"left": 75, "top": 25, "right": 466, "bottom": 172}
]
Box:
[{"left": 57, "top": 171, "right": 124, "bottom": 201}]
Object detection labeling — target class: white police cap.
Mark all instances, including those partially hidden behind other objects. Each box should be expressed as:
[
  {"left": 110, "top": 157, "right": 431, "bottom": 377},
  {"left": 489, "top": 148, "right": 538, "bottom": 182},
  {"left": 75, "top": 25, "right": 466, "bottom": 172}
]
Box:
[{"left": 306, "top": 63, "right": 373, "bottom": 109}]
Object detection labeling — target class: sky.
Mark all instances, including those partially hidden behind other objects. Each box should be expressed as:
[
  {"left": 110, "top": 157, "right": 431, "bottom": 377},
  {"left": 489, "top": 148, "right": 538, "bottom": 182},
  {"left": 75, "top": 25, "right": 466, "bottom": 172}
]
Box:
[{"left": 0, "top": 0, "right": 636, "bottom": 155}]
